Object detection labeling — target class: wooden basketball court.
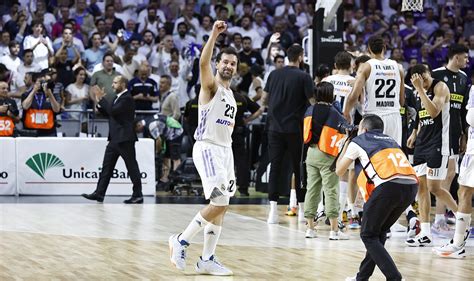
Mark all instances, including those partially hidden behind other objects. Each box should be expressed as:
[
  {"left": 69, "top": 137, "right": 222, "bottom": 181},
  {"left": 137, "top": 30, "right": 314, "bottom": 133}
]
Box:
[{"left": 0, "top": 203, "right": 472, "bottom": 280}]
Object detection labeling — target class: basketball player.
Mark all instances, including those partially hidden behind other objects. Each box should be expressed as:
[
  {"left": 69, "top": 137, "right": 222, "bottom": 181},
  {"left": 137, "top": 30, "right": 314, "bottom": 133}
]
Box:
[
  {"left": 344, "top": 35, "right": 405, "bottom": 146},
  {"left": 168, "top": 21, "right": 237, "bottom": 275},
  {"left": 431, "top": 44, "right": 470, "bottom": 235},
  {"left": 336, "top": 114, "right": 418, "bottom": 281},
  {"left": 434, "top": 85, "right": 473, "bottom": 258},
  {"left": 405, "top": 64, "right": 458, "bottom": 247},
  {"left": 322, "top": 51, "right": 355, "bottom": 226}
]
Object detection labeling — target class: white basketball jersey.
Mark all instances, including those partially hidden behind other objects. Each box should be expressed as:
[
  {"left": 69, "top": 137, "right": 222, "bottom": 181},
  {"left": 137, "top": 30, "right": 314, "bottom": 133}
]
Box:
[
  {"left": 194, "top": 85, "right": 236, "bottom": 147},
  {"left": 364, "top": 58, "right": 401, "bottom": 115},
  {"left": 323, "top": 74, "right": 355, "bottom": 112}
]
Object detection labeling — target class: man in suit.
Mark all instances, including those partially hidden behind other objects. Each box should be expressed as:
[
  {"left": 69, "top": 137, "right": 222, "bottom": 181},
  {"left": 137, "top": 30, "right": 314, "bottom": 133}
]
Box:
[{"left": 82, "top": 75, "right": 144, "bottom": 204}]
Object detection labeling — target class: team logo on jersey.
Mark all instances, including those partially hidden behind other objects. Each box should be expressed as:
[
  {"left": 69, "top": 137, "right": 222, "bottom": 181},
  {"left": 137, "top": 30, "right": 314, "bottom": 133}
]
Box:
[{"left": 444, "top": 76, "right": 448, "bottom": 82}]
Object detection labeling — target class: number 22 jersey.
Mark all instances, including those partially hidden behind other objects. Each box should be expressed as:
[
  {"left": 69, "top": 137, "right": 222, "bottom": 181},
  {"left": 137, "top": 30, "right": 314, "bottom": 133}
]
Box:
[{"left": 194, "top": 85, "right": 237, "bottom": 147}]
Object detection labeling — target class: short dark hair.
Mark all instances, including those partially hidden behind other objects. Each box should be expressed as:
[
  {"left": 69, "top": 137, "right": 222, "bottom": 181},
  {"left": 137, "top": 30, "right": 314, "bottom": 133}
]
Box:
[
  {"left": 23, "top": 49, "right": 33, "bottom": 56},
  {"left": 448, "top": 44, "right": 469, "bottom": 60},
  {"left": 177, "top": 22, "right": 188, "bottom": 29},
  {"left": 315, "top": 81, "right": 334, "bottom": 103},
  {"left": 103, "top": 51, "right": 114, "bottom": 61},
  {"left": 8, "top": 41, "right": 19, "bottom": 48},
  {"left": 368, "top": 35, "right": 385, "bottom": 54},
  {"left": 410, "top": 64, "right": 429, "bottom": 77},
  {"left": 316, "top": 64, "right": 330, "bottom": 79},
  {"left": 160, "top": 74, "right": 172, "bottom": 84},
  {"left": 355, "top": 54, "right": 371, "bottom": 67},
  {"left": 73, "top": 66, "right": 86, "bottom": 76},
  {"left": 242, "top": 36, "right": 252, "bottom": 42},
  {"left": 216, "top": 47, "right": 239, "bottom": 64},
  {"left": 287, "top": 44, "right": 304, "bottom": 62},
  {"left": 274, "top": 54, "right": 285, "bottom": 63},
  {"left": 232, "top": 33, "right": 242, "bottom": 40},
  {"left": 361, "top": 114, "right": 384, "bottom": 131},
  {"left": 335, "top": 51, "right": 352, "bottom": 70}
]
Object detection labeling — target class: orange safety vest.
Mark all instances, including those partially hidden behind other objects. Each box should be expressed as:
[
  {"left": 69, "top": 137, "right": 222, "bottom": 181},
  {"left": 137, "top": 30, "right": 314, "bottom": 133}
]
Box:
[
  {"left": 0, "top": 116, "right": 14, "bottom": 136},
  {"left": 24, "top": 108, "right": 54, "bottom": 129},
  {"left": 353, "top": 131, "right": 418, "bottom": 202},
  {"left": 303, "top": 104, "right": 346, "bottom": 157}
]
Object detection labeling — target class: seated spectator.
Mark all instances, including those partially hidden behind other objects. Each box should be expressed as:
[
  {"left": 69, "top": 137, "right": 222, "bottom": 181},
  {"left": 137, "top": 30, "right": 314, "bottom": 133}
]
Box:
[
  {"left": 65, "top": 67, "right": 90, "bottom": 123},
  {"left": 428, "top": 30, "right": 449, "bottom": 69},
  {"left": 128, "top": 64, "right": 159, "bottom": 113},
  {"left": 21, "top": 72, "right": 61, "bottom": 137},
  {"left": 0, "top": 81, "right": 20, "bottom": 137},
  {"left": 0, "top": 41, "right": 21, "bottom": 72},
  {"left": 22, "top": 21, "right": 54, "bottom": 70},
  {"left": 47, "top": 67, "right": 67, "bottom": 113}
]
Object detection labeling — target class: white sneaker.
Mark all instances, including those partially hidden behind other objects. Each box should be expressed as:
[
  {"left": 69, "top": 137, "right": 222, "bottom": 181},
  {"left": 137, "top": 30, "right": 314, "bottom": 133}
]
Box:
[
  {"left": 433, "top": 242, "right": 466, "bottom": 259},
  {"left": 407, "top": 217, "right": 420, "bottom": 238},
  {"left": 267, "top": 208, "right": 279, "bottom": 224},
  {"left": 169, "top": 233, "right": 188, "bottom": 270},
  {"left": 195, "top": 255, "right": 233, "bottom": 276},
  {"left": 298, "top": 208, "right": 306, "bottom": 223},
  {"left": 329, "top": 230, "right": 349, "bottom": 240},
  {"left": 305, "top": 228, "right": 317, "bottom": 238},
  {"left": 405, "top": 234, "right": 433, "bottom": 247},
  {"left": 431, "top": 220, "right": 454, "bottom": 238}
]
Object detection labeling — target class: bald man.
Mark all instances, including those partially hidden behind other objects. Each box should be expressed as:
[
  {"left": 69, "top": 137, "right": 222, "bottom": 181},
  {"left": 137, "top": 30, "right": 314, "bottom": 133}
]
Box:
[{"left": 82, "top": 75, "right": 144, "bottom": 204}]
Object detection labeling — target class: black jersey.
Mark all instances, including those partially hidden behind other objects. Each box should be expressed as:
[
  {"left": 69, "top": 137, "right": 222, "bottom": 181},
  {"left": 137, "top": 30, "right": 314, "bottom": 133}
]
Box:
[
  {"left": 432, "top": 67, "right": 470, "bottom": 154},
  {"left": 401, "top": 84, "right": 416, "bottom": 152},
  {"left": 414, "top": 79, "right": 451, "bottom": 156},
  {"left": 233, "top": 92, "right": 260, "bottom": 128}
]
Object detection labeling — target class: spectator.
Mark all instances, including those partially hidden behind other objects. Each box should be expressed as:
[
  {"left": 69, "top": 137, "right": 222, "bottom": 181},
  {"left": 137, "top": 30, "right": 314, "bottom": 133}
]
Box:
[
  {"left": 238, "top": 37, "right": 264, "bottom": 94},
  {"left": 229, "top": 33, "right": 243, "bottom": 53},
  {"left": 416, "top": 8, "right": 439, "bottom": 39},
  {"left": 90, "top": 52, "right": 120, "bottom": 96},
  {"left": 47, "top": 67, "right": 67, "bottom": 113},
  {"left": 52, "top": 5, "right": 78, "bottom": 40},
  {"left": 138, "top": 30, "right": 157, "bottom": 61},
  {"left": 33, "top": 0, "right": 55, "bottom": 35},
  {"left": 253, "top": 10, "right": 269, "bottom": 39},
  {"left": 399, "top": 13, "right": 419, "bottom": 43},
  {"left": 71, "top": 0, "right": 95, "bottom": 41},
  {"left": 428, "top": 30, "right": 449, "bottom": 69},
  {"left": 173, "top": 22, "right": 196, "bottom": 53},
  {"left": 0, "top": 30, "right": 11, "bottom": 55},
  {"left": 0, "top": 81, "right": 20, "bottom": 137},
  {"left": 173, "top": 3, "right": 200, "bottom": 36},
  {"left": 22, "top": 21, "right": 53, "bottom": 70},
  {"left": 128, "top": 64, "right": 159, "bottom": 113},
  {"left": 248, "top": 64, "right": 265, "bottom": 104},
  {"left": 169, "top": 60, "right": 193, "bottom": 110},
  {"left": 51, "top": 44, "right": 79, "bottom": 89},
  {"left": 196, "top": 15, "right": 213, "bottom": 45},
  {"left": 228, "top": 16, "right": 262, "bottom": 50},
  {"left": 264, "top": 54, "right": 285, "bottom": 84},
  {"left": 137, "top": 6, "right": 164, "bottom": 36},
  {"left": 119, "top": 45, "right": 140, "bottom": 81},
  {"left": 0, "top": 41, "right": 21, "bottom": 72},
  {"left": 17, "top": 49, "right": 41, "bottom": 82},
  {"left": 65, "top": 67, "right": 90, "bottom": 122},
  {"left": 151, "top": 35, "right": 175, "bottom": 76},
  {"left": 159, "top": 74, "right": 180, "bottom": 121},
  {"left": 104, "top": 4, "right": 125, "bottom": 34},
  {"left": 274, "top": 0, "right": 295, "bottom": 18},
  {"left": 83, "top": 32, "right": 116, "bottom": 74},
  {"left": 21, "top": 72, "right": 61, "bottom": 136},
  {"left": 53, "top": 27, "right": 85, "bottom": 62}
]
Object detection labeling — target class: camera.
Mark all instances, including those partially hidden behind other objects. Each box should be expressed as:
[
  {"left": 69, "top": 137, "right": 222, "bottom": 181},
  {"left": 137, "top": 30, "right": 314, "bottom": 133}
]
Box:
[{"left": 337, "top": 122, "right": 359, "bottom": 139}]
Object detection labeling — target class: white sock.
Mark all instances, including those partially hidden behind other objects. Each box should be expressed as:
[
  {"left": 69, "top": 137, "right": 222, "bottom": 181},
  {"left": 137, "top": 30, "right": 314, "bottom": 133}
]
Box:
[
  {"left": 434, "top": 214, "right": 445, "bottom": 224},
  {"left": 180, "top": 211, "right": 209, "bottom": 243},
  {"left": 339, "top": 181, "right": 348, "bottom": 217},
  {"left": 405, "top": 205, "right": 414, "bottom": 215},
  {"left": 453, "top": 212, "right": 471, "bottom": 247},
  {"left": 420, "top": 222, "right": 431, "bottom": 236},
  {"left": 348, "top": 203, "right": 355, "bottom": 217},
  {"left": 270, "top": 201, "right": 278, "bottom": 212},
  {"left": 298, "top": 202, "right": 304, "bottom": 213},
  {"left": 289, "top": 189, "right": 297, "bottom": 208},
  {"left": 202, "top": 223, "right": 222, "bottom": 260}
]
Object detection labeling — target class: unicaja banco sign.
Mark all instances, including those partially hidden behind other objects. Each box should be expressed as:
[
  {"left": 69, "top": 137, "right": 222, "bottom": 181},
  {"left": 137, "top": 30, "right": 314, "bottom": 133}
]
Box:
[{"left": 26, "top": 153, "right": 64, "bottom": 179}]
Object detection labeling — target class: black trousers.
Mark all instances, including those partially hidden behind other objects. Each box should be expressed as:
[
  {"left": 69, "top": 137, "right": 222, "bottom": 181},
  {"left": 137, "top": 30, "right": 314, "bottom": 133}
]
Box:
[
  {"left": 267, "top": 131, "right": 306, "bottom": 202},
  {"left": 96, "top": 141, "right": 143, "bottom": 197},
  {"left": 356, "top": 181, "right": 418, "bottom": 281},
  {"left": 232, "top": 131, "right": 250, "bottom": 191}
]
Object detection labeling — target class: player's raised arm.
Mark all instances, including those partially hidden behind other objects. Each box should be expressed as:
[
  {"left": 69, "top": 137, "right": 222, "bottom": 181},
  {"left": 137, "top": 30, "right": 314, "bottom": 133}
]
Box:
[{"left": 199, "top": 20, "right": 227, "bottom": 105}]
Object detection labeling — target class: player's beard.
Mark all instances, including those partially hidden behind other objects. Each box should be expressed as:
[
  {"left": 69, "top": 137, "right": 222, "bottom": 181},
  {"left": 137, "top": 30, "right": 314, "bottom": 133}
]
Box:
[{"left": 218, "top": 68, "right": 233, "bottom": 81}]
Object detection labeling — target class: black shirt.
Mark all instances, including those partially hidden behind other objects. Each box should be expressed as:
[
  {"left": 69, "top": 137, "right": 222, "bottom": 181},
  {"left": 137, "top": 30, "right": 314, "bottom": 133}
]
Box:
[
  {"left": 432, "top": 67, "right": 470, "bottom": 154},
  {"left": 264, "top": 66, "right": 314, "bottom": 134},
  {"left": 128, "top": 77, "right": 159, "bottom": 111},
  {"left": 234, "top": 92, "right": 260, "bottom": 128},
  {"left": 55, "top": 60, "right": 75, "bottom": 88},
  {"left": 0, "top": 97, "right": 19, "bottom": 118},
  {"left": 238, "top": 50, "right": 264, "bottom": 93},
  {"left": 401, "top": 84, "right": 416, "bottom": 149}
]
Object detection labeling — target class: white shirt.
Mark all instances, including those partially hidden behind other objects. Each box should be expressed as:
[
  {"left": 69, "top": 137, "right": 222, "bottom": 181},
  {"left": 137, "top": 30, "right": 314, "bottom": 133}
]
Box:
[
  {"left": 466, "top": 86, "right": 474, "bottom": 155},
  {"left": 0, "top": 55, "right": 21, "bottom": 72},
  {"left": 23, "top": 35, "right": 54, "bottom": 70},
  {"left": 65, "top": 83, "right": 89, "bottom": 120},
  {"left": 227, "top": 26, "right": 262, "bottom": 49}
]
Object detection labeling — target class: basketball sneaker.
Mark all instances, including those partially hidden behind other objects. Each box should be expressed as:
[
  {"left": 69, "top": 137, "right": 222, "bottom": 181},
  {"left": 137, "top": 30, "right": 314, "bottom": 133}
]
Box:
[
  {"left": 433, "top": 243, "right": 466, "bottom": 259},
  {"left": 195, "top": 255, "right": 233, "bottom": 276},
  {"left": 407, "top": 217, "right": 421, "bottom": 238},
  {"left": 431, "top": 220, "right": 454, "bottom": 238},
  {"left": 329, "top": 230, "right": 350, "bottom": 240},
  {"left": 305, "top": 228, "right": 317, "bottom": 238},
  {"left": 338, "top": 219, "right": 346, "bottom": 230},
  {"left": 314, "top": 210, "right": 326, "bottom": 223},
  {"left": 405, "top": 234, "right": 433, "bottom": 247},
  {"left": 349, "top": 216, "right": 361, "bottom": 229},
  {"left": 169, "top": 233, "right": 189, "bottom": 270}
]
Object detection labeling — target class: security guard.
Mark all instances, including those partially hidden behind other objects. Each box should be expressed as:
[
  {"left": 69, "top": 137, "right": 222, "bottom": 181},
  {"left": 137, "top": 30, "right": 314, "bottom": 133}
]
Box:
[
  {"left": 232, "top": 91, "right": 263, "bottom": 196},
  {"left": 336, "top": 114, "right": 418, "bottom": 281}
]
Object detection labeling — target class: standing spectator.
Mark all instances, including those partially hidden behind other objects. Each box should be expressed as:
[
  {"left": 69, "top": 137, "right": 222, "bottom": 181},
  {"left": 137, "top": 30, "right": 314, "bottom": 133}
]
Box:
[
  {"left": 159, "top": 75, "right": 181, "bottom": 121},
  {"left": 137, "top": 7, "right": 164, "bottom": 36},
  {"left": 65, "top": 67, "right": 90, "bottom": 122},
  {"left": 83, "top": 33, "right": 114, "bottom": 74},
  {"left": 52, "top": 5, "right": 78, "bottom": 40},
  {"left": 71, "top": 0, "right": 95, "bottom": 41},
  {"left": 228, "top": 16, "right": 262, "bottom": 50},
  {"left": 0, "top": 41, "right": 21, "bottom": 72},
  {"left": 138, "top": 30, "right": 157, "bottom": 61},
  {"left": 119, "top": 45, "right": 140, "bottom": 81},
  {"left": 128, "top": 64, "right": 159, "bottom": 113},
  {"left": 229, "top": 33, "right": 243, "bottom": 53},
  {"left": 196, "top": 15, "right": 213, "bottom": 45},
  {"left": 0, "top": 81, "right": 20, "bottom": 137},
  {"left": 399, "top": 13, "right": 419, "bottom": 43},
  {"left": 173, "top": 4, "right": 200, "bottom": 36},
  {"left": 104, "top": 4, "right": 125, "bottom": 34},
  {"left": 264, "top": 54, "right": 285, "bottom": 84},
  {"left": 0, "top": 30, "right": 11, "bottom": 56},
  {"left": 169, "top": 60, "right": 193, "bottom": 109},
  {"left": 23, "top": 21, "right": 54, "bottom": 70},
  {"left": 51, "top": 43, "right": 80, "bottom": 88},
  {"left": 416, "top": 8, "right": 439, "bottom": 39},
  {"left": 17, "top": 49, "right": 41, "bottom": 83},
  {"left": 429, "top": 30, "right": 449, "bottom": 69},
  {"left": 238, "top": 37, "right": 264, "bottom": 94},
  {"left": 53, "top": 27, "right": 85, "bottom": 63},
  {"left": 151, "top": 35, "right": 175, "bottom": 76},
  {"left": 274, "top": 0, "right": 295, "bottom": 19},
  {"left": 21, "top": 72, "right": 61, "bottom": 136},
  {"left": 253, "top": 10, "right": 269, "bottom": 39},
  {"left": 90, "top": 52, "right": 120, "bottom": 96},
  {"left": 173, "top": 22, "right": 196, "bottom": 53},
  {"left": 264, "top": 44, "right": 314, "bottom": 224}
]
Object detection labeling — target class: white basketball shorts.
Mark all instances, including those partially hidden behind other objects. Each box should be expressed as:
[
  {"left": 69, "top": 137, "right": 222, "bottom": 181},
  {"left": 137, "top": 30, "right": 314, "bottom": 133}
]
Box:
[
  {"left": 193, "top": 141, "right": 236, "bottom": 205},
  {"left": 380, "top": 112, "right": 402, "bottom": 146},
  {"left": 458, "top": 154, "right": 474, "bottom": 188}
]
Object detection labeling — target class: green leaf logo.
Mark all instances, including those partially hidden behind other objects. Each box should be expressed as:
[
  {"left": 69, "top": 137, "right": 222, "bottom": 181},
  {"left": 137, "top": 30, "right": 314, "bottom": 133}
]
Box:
[{"left": 25, "top": 153, "right": 65, "bottom": 179}]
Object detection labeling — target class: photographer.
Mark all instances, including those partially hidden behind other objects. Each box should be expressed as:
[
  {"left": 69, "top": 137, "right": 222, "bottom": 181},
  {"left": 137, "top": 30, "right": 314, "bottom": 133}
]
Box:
[
  {"left": 21, "top": 72, "right": 61, "bottom": 137},
  {"left": 303, "top": 82, "right": 349, "bottom": 240},
  {"left": 0, "top": 82, "right": 20, "bottom": 137},
  {"left": 335, "top": 114, "right": 418, "bottom": 281}
]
